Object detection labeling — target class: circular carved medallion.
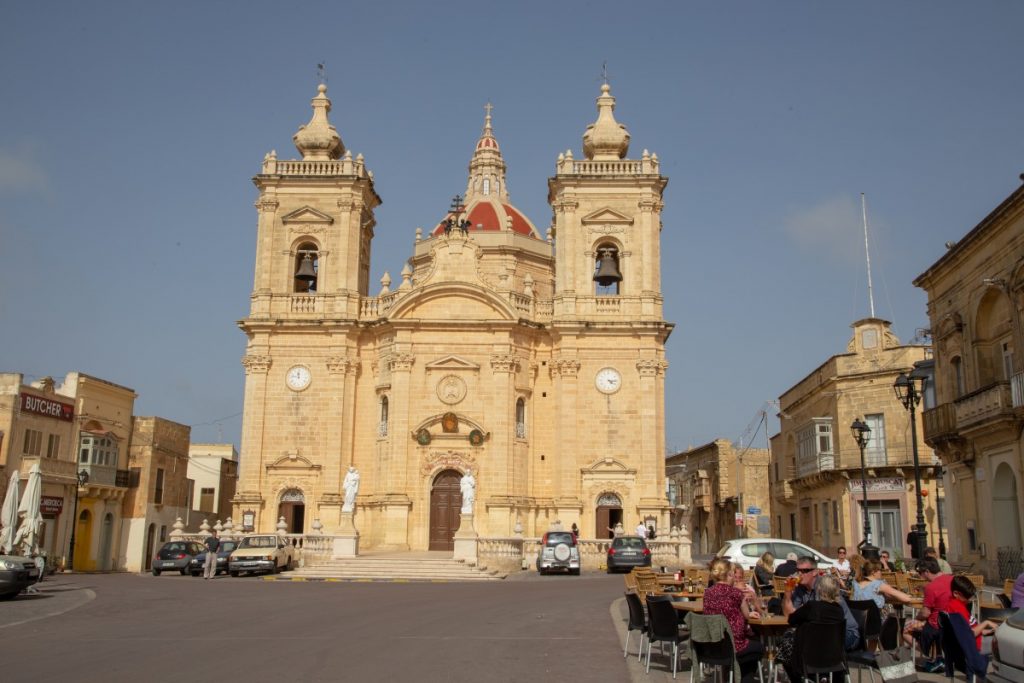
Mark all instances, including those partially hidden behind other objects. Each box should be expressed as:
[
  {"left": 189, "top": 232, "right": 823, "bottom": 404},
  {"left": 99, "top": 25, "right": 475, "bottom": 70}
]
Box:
[{"left": 437, "top": 374, "right": 467, "bottom": 405}]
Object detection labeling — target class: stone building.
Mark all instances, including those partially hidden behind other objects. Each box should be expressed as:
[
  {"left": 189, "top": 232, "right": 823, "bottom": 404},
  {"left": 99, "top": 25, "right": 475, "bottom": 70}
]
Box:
[
  {"left": 0, "top": 374, "right": 77, "bottom": 564},
  {"left": 914, "top": 179, "right": 1024, "bottom": 580},
  {"left": 769, "top": 318, "right": 945, "bottom": 561},
  {"left": 666, "top": 439, "right": 771, "bottom": 555},
  {"left": 187, "top": 443, "right": 238, "bottom": 522},
  {"left": 233, "top": 83, "right": 673, "bottom": 550},
  {"left": 121, "top": 416, "right": 192, "bottom": 572}
]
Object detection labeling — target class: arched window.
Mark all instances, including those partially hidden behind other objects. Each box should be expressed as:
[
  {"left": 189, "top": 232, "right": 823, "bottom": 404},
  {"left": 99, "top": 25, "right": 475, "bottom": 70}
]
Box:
[
  {"left": 482, "top": 178, "right": 491, "bottom": 196},
  {"left": 951, "top": 356, "right": 964, "bottom": 398},
  {"left": 515, "top": 398, "right": 526, "bottom": 438},
  {"left": 379, "top": 396, "right": 389, "bottom": 437},
  {"left": 293, "top": 242, "right": 319, "bottom": 293},
  {"left": 593, "top": 243, "right": 622, "bottom": 295}
]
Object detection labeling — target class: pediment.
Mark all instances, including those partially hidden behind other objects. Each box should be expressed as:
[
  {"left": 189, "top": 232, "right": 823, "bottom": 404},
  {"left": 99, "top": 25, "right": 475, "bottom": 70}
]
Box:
[
  {"left": 581, "top": 456, "right": 636, "bottom": 474},
  {"left": 265, "top": 453, "right": 321, "bottom": 471},
  {"left": 580, "top": 207, "right": 634, "bottom": 225},
  {"left": 425, "top": 355, "right": 481, "bottom": 371},
  {"left": 280, "top": 206, "right": 335, "bottom": 224}
]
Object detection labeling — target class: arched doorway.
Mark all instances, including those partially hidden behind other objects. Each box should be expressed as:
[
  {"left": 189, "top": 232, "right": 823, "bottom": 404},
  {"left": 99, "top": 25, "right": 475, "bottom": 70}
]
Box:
[
  {"left": 144, "top": 523, "right": 156, "bottom": 570},
  {"left": 278, "top": 489, "right": 305, "bottom": 534},
  {"left": 429, "top": 469, "right": 463, "bottom": 551},
  {"left": 100, "top": 513, "right": 114, "bottom": 571},
  {"left": 993, "top": 462, "right": 1022, "bottom": 549},
  {"left": 595, "top": 492, "right": 623, "bottom": 539},
  {"left": 74, "top": 509, "right": 92, "bottom": 570}
]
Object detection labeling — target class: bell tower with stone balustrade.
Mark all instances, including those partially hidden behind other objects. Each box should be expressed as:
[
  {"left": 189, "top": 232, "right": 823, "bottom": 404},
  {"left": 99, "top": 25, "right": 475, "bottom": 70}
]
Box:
[{"left": 545, "top": 84, "right": 672, "bottom": 529}]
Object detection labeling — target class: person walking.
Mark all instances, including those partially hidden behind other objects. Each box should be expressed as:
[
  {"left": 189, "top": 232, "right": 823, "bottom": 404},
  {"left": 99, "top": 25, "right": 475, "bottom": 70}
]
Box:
[
  {"left": 634, "top": 521, "right": 648, "bottom": 539},
  {"left": 203, "top": 531, "right": 221, "bottom": 580}
]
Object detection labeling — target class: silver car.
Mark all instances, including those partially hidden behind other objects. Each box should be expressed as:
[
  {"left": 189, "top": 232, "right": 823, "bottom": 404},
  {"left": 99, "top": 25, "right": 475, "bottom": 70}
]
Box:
[
  {"left": 716, "top": 538, "right": 836, "bottom": 571},
  {"left": 536, "top": 531, "right": 580, "bottom": 575},
  {"left": 991, "top": 608, "right": 1024, "bottom": 683}
]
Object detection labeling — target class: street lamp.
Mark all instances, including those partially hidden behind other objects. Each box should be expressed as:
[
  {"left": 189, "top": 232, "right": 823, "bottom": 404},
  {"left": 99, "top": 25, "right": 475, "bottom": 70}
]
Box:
[
  {"left": 934, "top": 464, "right": 946, "bottom": 559},
  {"left": 894, "top": 370, "right": 928, "bottom": 560},
  {"left": 850, "top": 418, "right": 879, "bottom": 561},
  {"left": 67, "top": 469, "right": 89, "bottom": 571}
]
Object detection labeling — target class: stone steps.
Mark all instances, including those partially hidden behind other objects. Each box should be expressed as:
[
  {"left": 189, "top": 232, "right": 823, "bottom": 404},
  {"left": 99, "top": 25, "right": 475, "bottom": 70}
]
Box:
[{"left": 292, "top": 556, "right": 506, "bottom": 582}]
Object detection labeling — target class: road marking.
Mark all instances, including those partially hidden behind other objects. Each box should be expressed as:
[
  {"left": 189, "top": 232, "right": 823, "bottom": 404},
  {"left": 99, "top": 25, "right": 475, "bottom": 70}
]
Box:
[{"left": 0, "top": 588, "right": 96, "bottom": 630}]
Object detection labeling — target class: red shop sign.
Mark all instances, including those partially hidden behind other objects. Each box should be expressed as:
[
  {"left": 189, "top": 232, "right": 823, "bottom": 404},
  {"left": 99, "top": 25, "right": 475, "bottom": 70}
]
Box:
[
  {"left": 40, "top": 496, "right": 64, "bottom": 515},
  {"left": 20, "top": 393, "right": 74, "bottom": 422}
]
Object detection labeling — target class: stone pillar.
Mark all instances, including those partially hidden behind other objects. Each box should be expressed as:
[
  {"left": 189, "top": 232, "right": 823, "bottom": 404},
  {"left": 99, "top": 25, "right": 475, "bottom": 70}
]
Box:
[
  {"left": 332, "top": 511, "right": 359, "bottom": 558},
  {"left": 235, "top": 354, "right": 271, "bottom": 527},
  {"left": 453, "top": 513, "right": 478, "bottom": 564}
]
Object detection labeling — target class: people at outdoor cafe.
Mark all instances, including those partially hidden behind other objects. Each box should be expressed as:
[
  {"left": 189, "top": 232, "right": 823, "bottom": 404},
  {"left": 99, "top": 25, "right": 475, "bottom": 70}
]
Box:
[
  {"left": 1013, "top": 571, "right": 1024, "bottom": 609},
  {"left": 781, "top": 574, "right": 854, "bottom": 683},
  {"left": 925, "top": 546, "right": 952, "bottom": 575},
  {"left": 902, "top": 557, "right": 952, "bottom": 673},
  {"left": 834, "top": 546, "right": 851, "bottom": 578},
  {"left": 773, "top": 552, "right": 799, "bottom": 577},
  {"left": 949, "top": 574, "right": 999, "bottom": 654},
  {"left": 752, "top": 551, "right": 776, "bottom": 597},
  {"left": 702, "top": 558, "right": 765, "bottom": 683},
  {"left": 852, "top": 559, "right": 914, "bottom": 617},
  {"left": 878, "top": 550, "right": 896, "bottom": 572}
]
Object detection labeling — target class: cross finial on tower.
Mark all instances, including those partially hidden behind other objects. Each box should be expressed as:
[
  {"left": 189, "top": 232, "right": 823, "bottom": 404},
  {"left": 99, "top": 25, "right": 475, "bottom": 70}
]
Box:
[
  {"left": 601, "top": 61, "right": 609, "bottom": 85},
  {"left": 484, "top": 102, "right": 493, "bottom": 118},
  {"left": 316, "top": 62, "right": 328, "bottom": 86}
]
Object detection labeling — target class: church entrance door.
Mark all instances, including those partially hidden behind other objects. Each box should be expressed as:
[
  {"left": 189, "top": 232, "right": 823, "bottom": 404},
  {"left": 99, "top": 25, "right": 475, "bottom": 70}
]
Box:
[
  {"left": 595, "top": 492, "right": 623, "bottom": 539},
  {"left": 429, "top": 469, "right": 463, "bottom": 551},
  {"left": 278, "top": 489, "right": 305, "bottom": 534}
]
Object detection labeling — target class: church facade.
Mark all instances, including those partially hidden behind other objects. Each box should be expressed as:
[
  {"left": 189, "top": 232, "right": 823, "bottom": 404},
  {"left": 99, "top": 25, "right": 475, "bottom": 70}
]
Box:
[{"left": 233, "top": 83, "right": 673, "bottom": 551}]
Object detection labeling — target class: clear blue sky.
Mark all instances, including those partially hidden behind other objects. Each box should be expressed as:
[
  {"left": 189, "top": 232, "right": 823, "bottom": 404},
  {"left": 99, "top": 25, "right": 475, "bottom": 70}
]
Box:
[{"left": 2, "top": 1, "right": 1022, "bottom": 452}]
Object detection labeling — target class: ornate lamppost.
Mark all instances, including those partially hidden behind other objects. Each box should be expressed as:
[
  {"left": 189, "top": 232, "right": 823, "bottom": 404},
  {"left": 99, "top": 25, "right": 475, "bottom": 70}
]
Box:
[
  {"left": 67, "top": 469, "right": 89, "bottom": 571},
  {"left": 934, "top": 464, "right": 946, "bottom": 558},
  {"left": 851, "top": 418, "right": 879, "bottom": 560},
  {"left": 894, "top": 370, "right": 928, "bottom": 560}
]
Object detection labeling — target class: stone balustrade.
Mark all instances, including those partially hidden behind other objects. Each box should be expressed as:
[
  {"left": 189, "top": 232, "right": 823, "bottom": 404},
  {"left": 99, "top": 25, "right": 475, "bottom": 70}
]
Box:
[
  {"left": 17, "top": 455, "right": 78, "bottom": 482},
  {"left": 263, "top": 158, "right": 368, "bottom": 178},
  {"left": 955, "top": 381, "right": 1013, "bottom": 430}
]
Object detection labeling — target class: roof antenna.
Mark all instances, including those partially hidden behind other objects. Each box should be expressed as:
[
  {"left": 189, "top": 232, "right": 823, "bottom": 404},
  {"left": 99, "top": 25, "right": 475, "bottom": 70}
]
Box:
[
  {"left": 316, "top": 62, "right": 328, "bottom": 86},
  {"left": 861, "top": 192, "right": 876, "bottom": 318}
]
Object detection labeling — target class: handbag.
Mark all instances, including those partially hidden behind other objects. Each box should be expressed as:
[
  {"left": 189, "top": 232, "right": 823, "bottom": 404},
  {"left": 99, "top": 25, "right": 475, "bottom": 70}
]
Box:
[{"left": 876, "top": 646, "right": 917, "bottom": 683}]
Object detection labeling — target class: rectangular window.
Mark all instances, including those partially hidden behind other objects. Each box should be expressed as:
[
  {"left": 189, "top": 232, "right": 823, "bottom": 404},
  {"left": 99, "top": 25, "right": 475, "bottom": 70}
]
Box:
[
  {"left": 1003, "top": 342, "right": 1014, "bottom": 381},
  {"left": 22, "top": 429, "right": 42, "bottom": 456},
  {"left": 199, "top": 487, "right": 215, "bottom": 511},
  {"left": 864, "top": 413, "right": 887, "bottom": 466},
  {"left": 46, "top": 434, "right": 60, "bottom": 458},
  {"left": 797, "top": 418, "right": 834, "bottom": 476},
  {"left": 832, "top": 501, "right": 840, "bottom": 531},
  {"left": 154, "top": 468, "right": 165, "bottom": 505},
  {"left": 813, "top": 503, "right": 820, "bottom": 531}
]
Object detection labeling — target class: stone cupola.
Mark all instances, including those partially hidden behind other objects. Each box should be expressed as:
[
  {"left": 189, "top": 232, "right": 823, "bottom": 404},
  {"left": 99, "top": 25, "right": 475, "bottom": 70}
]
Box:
[
  {"left": 582, "top": 84, "right": 630, "bottom": 160},
  {"left": 464, "top": 103, "right": 509, "bottom": 202},
  {"left": 292, "top": 84, "right": 344, "bottom": 160}
]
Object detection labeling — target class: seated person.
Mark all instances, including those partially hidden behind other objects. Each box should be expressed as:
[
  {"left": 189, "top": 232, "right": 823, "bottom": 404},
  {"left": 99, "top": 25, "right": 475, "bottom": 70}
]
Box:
[
  {"left": 774, "top": 552, "right": 799, "bottom": 577},
  {"left": 949, "top": 574, "right": 998, "bottom": 653},
  {"left": 783, "top": 574, "right": 854, "bottom": 682},
  {"left": 878, "top": 550, "right": 896, "bottom": 572},
  {"left": 703, "top": 558, "right": 765, "bottom": 683},
  {"left": 834, "top": 547, "right": 851, "bottom": 578},
  {"left": 1013, "top": 571, "right": 1024, "bottom": 609},
  {"left": 853, "top": 559, "right": 914, "bottom": 613},
  {"left": 902, "top": 557, "right": 951, "bottom": 672}
]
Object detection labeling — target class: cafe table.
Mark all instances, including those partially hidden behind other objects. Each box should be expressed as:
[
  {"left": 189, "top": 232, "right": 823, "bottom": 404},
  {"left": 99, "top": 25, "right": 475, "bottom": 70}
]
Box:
[
  {"left": 669, "top": 598, "right": 704, "bottom": 613},
  {"left": 747, "top": 614, "right": 790, "bottom": 683}
]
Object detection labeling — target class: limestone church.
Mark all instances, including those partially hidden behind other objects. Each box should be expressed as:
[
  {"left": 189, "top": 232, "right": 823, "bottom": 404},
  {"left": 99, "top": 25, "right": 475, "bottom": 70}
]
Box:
[{"left": 232, "top": 82, "right": 673, "bottom": 551}]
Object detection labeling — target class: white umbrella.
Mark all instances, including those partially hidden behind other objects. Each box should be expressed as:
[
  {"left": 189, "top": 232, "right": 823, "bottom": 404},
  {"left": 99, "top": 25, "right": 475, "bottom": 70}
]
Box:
[
  {"left": 14, "top": 464, "right": 42, "bottom": 555},
  {"left": 0, "top": 469, "right": 19, "bottom": 554}
]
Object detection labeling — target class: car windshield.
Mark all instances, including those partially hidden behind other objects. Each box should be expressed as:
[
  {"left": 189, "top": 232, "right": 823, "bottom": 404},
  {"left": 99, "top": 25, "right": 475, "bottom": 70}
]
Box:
[
  {"left": 614, "top": 537, "right": 646, "bottom": 549},
  {"left": 219, "top": 541, "right": 238, "bottom": 552},
  {"left": 717, "top": 544, "right": 731, "bottom": 556},
  {"left": 239, "top": 536, "right": 277, "bottom": 548},
  {"left": 545, "top": 532, "right": 574, "bottom": 545}
]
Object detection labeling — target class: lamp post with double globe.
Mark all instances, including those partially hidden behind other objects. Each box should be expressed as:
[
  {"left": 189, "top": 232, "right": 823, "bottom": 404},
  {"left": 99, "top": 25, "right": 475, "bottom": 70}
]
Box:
[{"left": 851, "top": 418, "right": 879, "bottom": 561}]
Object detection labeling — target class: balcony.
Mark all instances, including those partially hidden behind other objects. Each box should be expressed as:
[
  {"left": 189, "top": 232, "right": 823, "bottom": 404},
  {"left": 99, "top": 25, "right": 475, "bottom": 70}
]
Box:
[
  {"left": 79, "top": 463, "right": 132, "bottom": 487},
  {"left": 17, "top": 456, "right": 78, "bottom": 483},
  {"left": 1012, "top": 371, "right": 1024, "bottom": 409},
  {"left": 923, "top": 402, "right": 959, "bottom": 446},
  {"left": 954, "top": 381, "right": 1016, "bottom": 434}
]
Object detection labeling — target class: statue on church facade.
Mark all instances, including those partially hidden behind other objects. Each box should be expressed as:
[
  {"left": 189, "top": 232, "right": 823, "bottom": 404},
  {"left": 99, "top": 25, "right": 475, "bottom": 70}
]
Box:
[
  {"left": 460, "top": 468, "right": 476, "bottom": 514},
  {"left": 342, "top": 466, "right": 360, "bottom": 512}
]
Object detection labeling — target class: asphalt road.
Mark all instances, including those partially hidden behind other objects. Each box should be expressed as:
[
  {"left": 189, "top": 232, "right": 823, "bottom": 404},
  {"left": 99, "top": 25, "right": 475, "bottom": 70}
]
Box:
[{"left": 0, "top": 571, "right": 636, "bottom": 683}]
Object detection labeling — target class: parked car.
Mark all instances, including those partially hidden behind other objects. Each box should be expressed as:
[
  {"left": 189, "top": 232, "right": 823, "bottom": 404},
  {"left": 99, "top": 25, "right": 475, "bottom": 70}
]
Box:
[
  {"left": 0, "top": 554, "right": 40, "bottom": 599},
  {"left": 991, "top": 608, "right": 1024, "bottom": 683},
  {"left": 536, "top": 530, "right": 580, "bottom": 575},
  {"left": 716, "top": 538, "right": 836, "bottom": 571},
  {"left": 152, "top": 541, "right": 206, "bottom": 576},
  {"left": 606, "top": 535, "right": 652, "bottom": 573},
  {"left": 228, "top": 535, "right": 294, "bottom": 576},
  {"left": 189, "top": 539, "right": 240, "bottom": 577}
]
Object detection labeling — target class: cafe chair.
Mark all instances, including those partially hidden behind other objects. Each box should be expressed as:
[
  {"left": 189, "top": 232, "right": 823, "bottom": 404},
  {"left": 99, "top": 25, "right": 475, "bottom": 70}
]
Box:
[
  {"left": 846, "top": 603, "right": 882, "bottom": 683},
  {"left": 645, "top": 594, "right": 691, "bottom": 678},
  {"left": 979, "top": 604, "right": 1013, "bottom": 624},
  {"left": 684, "top": 613, "right": 764, "bottom": 683},
  {"left": 878, "top": 616, "right": 901, "bottom": 651},
  {"left": 938, "top": 611, "right": 990, "bottom": 683},
  {"left": 624, "top": 591, "right": 649, "bottom": 661},
  {"left": 795, "top": 620, "right": 850, "bottom": 683},
  {"left": 996, "top": 593, "right": 1012, "bottom": 610}
]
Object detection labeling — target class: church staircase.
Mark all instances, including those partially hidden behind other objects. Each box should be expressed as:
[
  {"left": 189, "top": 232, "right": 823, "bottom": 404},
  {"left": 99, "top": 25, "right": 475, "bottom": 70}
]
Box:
[{"left": 287, "top": 552, "right": 506, "bottom": 582}]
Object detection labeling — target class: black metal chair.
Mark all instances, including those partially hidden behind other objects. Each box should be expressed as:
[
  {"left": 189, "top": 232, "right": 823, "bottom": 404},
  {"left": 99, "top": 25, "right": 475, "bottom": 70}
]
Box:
[
  {"left": 938, "top": 611, "right": 990, "bottom": 683},
  {"left": 996, "top": 593, "right": 1012, "bottom": 610},
  {"left": 687, "top": 614, "right": 737, "bottom": 683},
  {"left": 878, "top": 615, "right": 901, "bottom": 651},
  {"left": 624, "top": 591, "right": 648, "bottom": 661},
  {"left": 795, "top": 620, "right": 850, "bottom": 683},
  {"left": 846, "top": 605, "right": 879, "bottom": 683},
  {"left": 980, "top": 604, "right": 1013, "bottom": 623},
  {"left": 645, "top": 594, "right": 690, "bottom": 678}
]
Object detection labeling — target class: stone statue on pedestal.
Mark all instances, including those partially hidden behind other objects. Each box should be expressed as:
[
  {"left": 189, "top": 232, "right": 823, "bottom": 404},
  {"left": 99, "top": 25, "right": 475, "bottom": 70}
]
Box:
[
  {"left": 460, "top": 468, "right": 476, "bottom": 514},
  {"left": 342, "top": 466, "right": 360, "bottom": 512}
]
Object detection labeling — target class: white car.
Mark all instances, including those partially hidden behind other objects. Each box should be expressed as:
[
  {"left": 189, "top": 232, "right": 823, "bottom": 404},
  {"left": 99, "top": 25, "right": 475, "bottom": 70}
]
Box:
[
  {"left": 991, "top": 608, "right": 1024, "bottom": 683},
  {"left": 716, "top": 538, "right": 836, "bottom": 571}
]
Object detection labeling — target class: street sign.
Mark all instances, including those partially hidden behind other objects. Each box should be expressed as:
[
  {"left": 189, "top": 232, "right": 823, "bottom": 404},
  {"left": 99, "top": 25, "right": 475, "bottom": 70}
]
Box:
[
  {"left": 735, "top": 512, "right": 744, "bottom": 526},
  {"left": 747, "top": 506, "right": 761, "bottom": 515}
]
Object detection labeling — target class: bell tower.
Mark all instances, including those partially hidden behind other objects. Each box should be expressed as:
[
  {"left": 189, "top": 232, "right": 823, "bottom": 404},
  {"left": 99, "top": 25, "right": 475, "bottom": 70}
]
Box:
[
  {"left": 247, "top": 84, "right": 381, "bottom": 321},
  {"left": 545, "top": 84, "right": 672, "bottom": 530}
]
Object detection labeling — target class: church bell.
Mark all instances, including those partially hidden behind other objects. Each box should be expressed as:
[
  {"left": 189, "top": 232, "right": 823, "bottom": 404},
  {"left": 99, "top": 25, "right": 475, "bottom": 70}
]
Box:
[
  {"left": 593, "top": 249, "right": 622, "bottom": 287},
  {"left": 295, "top": 253, "right": 317, "bottom": 282}
]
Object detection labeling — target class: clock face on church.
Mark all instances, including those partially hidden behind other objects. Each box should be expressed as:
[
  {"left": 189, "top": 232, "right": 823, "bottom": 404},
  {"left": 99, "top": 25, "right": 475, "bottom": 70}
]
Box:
[
  {"left": 286, "top": 365, "right": 312, "bottom": 391},
  {"left": 595, "top": 367, "right": 621, "bottom": 394}
]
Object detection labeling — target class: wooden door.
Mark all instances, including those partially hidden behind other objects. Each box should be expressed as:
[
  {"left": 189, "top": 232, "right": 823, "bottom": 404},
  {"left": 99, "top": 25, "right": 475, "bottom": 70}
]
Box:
[
  {"left": 596, "top": 506, "right": 610, "bottom": 539},
  {"left": 429, "top": 470, "right": 463, "bottom": 551}
]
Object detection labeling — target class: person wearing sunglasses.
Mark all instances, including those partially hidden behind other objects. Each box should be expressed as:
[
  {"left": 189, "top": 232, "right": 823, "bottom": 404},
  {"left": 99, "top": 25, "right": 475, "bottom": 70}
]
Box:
[
  {"left": 834, "top": 546, "right": 851, "bottom": 578},
  {"left": 783, "top": 556, "right": 860, "bottom": 650},
  {"left": 878, "top": 550, "right": 895, "bottom": 572}
]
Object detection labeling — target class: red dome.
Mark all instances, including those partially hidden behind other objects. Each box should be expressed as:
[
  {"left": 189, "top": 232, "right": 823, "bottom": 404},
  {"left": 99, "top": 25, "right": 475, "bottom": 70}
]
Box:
[{"left": 431, "top": 197, "right": 539, "bottom": 238}]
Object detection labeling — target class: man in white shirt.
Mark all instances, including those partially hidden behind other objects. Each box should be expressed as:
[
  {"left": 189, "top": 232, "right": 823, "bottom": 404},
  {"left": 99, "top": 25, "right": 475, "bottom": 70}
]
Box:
[
  {"left": 635, "top": 521, "right": 648, "bottom": 539},
  {"left": 834, "top": 546, "right": 851, "bottom": 577}
]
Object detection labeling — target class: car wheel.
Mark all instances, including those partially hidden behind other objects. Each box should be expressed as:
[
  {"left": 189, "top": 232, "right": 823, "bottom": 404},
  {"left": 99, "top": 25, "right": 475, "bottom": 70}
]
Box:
[
  {"left": 0, "top": 591, "right": 19, "bottom": 600},
  {"left": 191, "top": 571, "right": 200, "bottom": 577},
  {"left": 179, "top": 568, "right": 188, "bottom": 576},
  {"left": 230, "top": 570, "right": 239, "bottom": 577},
  {"left": 571, "top": 568, "right": 581, "bottom": 576}
]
